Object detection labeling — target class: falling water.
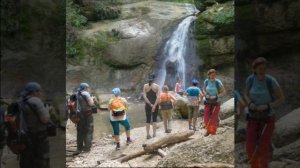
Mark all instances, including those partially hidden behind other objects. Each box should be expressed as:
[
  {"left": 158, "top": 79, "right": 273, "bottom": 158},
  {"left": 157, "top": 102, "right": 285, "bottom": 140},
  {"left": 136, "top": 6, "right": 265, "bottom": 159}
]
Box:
[{"left": 156, "top": 15, "right": 197, "bottom": 90}]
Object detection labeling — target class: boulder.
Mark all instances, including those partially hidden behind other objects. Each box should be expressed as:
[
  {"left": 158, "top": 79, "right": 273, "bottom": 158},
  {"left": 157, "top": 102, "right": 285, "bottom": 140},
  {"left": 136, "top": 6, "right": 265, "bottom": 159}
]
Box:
[
  {"left": 173, "top": 95, "right": 189, "bottom": 119},
  {"left": 157, "top": 127, "right": 234, "bottom": 167},
  {"left": 219, "top": 98, "right": 234, "bottom": 120},
  {"left": 273, "top": 139, "right": 300, "bottom": 161},
  {"left": 272, "top": 108, "right": 300, "bottom": 148},
  {"left": 269, "top": 161, "right": 287, "bottom": 168},
  {"left": 220, "top": 115, "right": 234, "bottom": 127},
  {"left": 97, "top": 94, "right": 114, "bottom": 109}
]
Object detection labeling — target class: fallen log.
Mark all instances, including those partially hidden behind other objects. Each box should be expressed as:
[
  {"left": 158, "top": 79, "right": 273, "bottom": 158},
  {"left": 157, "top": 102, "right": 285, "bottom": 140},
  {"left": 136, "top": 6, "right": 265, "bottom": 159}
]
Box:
[
  {"left": 143, "top": 130, "right": 195, "bottom": 153},
  {"left": 157, "top": 148, "right": 167, "bottom": 157},
  {"left": 118, "top": 131, "right": 194, "bottom": 163},
  {"left": 187, "top": 163, "right": 234, "bottom": 168},
  {"left": 280, "top": 158, "right": 300, "bottom": 165},
  {"left": 118, "top": 150, "right": 146, "bottom": 163}
]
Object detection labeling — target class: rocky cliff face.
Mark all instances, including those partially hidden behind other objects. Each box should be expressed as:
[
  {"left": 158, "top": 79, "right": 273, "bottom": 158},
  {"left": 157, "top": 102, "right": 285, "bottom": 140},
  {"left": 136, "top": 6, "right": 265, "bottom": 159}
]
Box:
[
  {"left": 66, "top": 1, "right": 197, "bottom": 95},
  {"left": 235, "top": 0, "right": 300, "bottom": 115},
  {"left": 194, "top": 0, "right": 234, "bottom": 97},
  {"left": 195, "top": 0, "right": 234, "bottom": 69}
]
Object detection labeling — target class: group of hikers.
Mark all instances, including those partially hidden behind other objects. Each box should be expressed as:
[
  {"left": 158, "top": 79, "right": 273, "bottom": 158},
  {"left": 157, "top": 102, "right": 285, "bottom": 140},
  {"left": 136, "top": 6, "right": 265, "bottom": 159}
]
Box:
[
  {"left": 68, "top": 57, "right": 284, "bottom": 168},
  {"left": 0, "top": 57, "right": 284, "bottom": 168},
  {"left": 68, "top": 67, "right": 226, "bottom": 152}
]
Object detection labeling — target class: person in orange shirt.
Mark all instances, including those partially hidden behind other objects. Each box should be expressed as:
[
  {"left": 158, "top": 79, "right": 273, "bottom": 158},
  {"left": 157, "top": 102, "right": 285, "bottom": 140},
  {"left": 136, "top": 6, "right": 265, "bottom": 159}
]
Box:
[{"left": 159, "top": 85, "right": 176, "bottom": 133}]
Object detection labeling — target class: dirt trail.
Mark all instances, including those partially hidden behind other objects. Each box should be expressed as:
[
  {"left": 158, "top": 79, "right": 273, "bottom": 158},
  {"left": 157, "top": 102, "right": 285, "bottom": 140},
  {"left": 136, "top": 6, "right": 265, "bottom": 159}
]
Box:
[{"left": 66, "top": 119, "right": 233, "bottom": 167}]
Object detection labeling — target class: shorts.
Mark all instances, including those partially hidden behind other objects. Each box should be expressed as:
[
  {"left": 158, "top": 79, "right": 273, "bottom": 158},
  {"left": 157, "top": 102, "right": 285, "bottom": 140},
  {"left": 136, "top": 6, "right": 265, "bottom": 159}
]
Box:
[{"left": 188, "top": 105, "right": 199, "bottom": 119}]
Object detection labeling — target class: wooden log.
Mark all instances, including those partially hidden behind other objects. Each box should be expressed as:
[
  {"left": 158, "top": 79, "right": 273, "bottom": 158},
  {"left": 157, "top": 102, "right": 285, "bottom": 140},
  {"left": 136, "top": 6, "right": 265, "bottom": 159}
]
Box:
[
  {"left": 118, "top": 150, "right": 147, "bottom": 163},
  {"left": 280, "top": 158, "right": 300, "bottom": 165},
  {"left": 187, "top": 163, "right": 234, "bottom": 168},
  {"left": 118, "top": 131, "right": 194, "bottom": 163},
  {"left": 157, "top": 148, "right": 167, "bottom": 157},
  {"left": 143, "top": 130, "right": 194, "bottom": 153}
]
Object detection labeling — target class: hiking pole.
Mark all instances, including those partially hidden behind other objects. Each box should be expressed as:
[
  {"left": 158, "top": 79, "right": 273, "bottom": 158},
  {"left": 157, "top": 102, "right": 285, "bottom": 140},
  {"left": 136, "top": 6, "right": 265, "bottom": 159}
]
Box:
[
  {"left": 248, "top": 123, "right": 268, "bottom": 164},
  {"left": 206, "top": 105, "right": 216, "bottom": 131}
]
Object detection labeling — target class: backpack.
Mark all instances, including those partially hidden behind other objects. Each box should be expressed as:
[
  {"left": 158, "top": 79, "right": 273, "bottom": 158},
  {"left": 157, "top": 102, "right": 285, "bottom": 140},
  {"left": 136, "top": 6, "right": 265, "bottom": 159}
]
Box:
[
  {"left": 247, "top": 74, "right": 274, "bottom": 101},
  {"left": 67, "top": 94, "right": 80, "bottom": 124},
  {"left": 0, "top": 108, "right": 6, "bottom": 148},
  {"left": 159, "top": 93, "right": 173, "bottom": 110},
  {"left": 5, "top": 100, "right": 31, "bottom": 155},
  {"left": 111, "top": 97, "right": 126, "bottom": 116},
  {"left": 204, "top": 79, "right": 221, "bottom": 93}
]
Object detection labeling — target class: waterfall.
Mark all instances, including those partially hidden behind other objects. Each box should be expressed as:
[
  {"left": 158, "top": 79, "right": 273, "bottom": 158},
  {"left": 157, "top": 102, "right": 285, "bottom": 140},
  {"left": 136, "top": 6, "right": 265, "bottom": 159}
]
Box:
[{"left": 156, "top": 15, "right": 197, "bottom": 90}]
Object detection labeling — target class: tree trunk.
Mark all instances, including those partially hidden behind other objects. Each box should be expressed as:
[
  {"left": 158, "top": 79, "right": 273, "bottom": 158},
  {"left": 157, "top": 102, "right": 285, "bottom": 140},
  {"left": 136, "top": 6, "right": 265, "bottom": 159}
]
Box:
[
  {"left": 187, "top": 163, "right": 234, "bottom": 168},
  {"left": 143, "top": 131, "right": 195, "bottom": 153},
  {"left": 118, "top": 131, "right": 195, "bottom": 163}
]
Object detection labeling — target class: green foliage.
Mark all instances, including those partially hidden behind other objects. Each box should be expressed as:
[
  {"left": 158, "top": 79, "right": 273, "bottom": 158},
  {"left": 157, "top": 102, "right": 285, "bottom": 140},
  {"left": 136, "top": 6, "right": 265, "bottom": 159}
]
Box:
[
  {"left": 66, "top": 0, "right": 87, "bottom": 28},
  {"left": 212, "top": 6, "right": 234, "bottom": 26},
  {"left": 158, "top": 0, "right": 194, "bottom": 3},
  {"left": 82, "top": 1, "right": 121, "bottom": 21},
  {"left": 66, "top": 25, "right": 83, "bottom": 58}
]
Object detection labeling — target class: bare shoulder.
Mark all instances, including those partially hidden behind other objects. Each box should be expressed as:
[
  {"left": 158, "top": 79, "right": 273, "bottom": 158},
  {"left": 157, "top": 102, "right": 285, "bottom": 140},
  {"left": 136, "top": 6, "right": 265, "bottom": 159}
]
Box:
[{"left": 152, "top": 83, "right": 160, "bottom": 92}]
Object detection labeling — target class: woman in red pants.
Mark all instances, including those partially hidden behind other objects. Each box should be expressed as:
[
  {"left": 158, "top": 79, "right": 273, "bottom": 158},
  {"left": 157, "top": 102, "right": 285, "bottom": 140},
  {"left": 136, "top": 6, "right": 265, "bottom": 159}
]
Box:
[
  {"left": 202, "top": 69, "right": 226, "bottom": 136},
  {"left": 244, "top": 57, "right": 284, "bottom": 168}
]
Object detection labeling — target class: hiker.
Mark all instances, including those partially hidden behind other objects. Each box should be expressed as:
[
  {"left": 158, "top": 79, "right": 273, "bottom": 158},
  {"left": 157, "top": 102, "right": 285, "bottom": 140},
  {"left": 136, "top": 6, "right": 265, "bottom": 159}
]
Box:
[
  {"left": 19, "top": 82, "right": 51, "bottom": 168},
  {"left": 76, "top": 83, "right": 95, "bottom": 153},
  {"left": 202, "top": 69, "right": 226, "bottom": 136},
  {"left": 244, "top": 57, "right": 284, "bottom": 168},
  {"left": 108, "top": 88, "right": 132, "bottom": 150},
  {"left": 186, "top": 79, "right": 203, "bottom": 131},
  {"left": 0, "top": 101, "right": 5, "bottom": 168},
  {"left": 234, "top": 90, "right": 246, "bottom": 131},
  {"left": 159, "top": 85, "right": 176, "bottom": 133},
  {"left": 143, "top": 74, "right": 160, "bottom": 139},
  {"left": 175, "top": 78, "right": 184, "bottom": 96}
]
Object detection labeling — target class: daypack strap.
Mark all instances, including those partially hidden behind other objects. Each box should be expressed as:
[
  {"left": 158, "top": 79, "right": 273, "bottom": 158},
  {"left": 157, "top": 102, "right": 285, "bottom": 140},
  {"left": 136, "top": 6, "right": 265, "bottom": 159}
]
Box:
[
  {"left": 204, "top": 79, "right": 221, "bottom": 93},
  {"left": 248, "top": 74, "right": 274, "bottom": 101}
]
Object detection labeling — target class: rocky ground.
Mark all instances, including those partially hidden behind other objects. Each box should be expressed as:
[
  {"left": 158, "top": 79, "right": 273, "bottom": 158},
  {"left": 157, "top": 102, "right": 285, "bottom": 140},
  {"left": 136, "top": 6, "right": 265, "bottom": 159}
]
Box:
[
  {"left": 235, "top": 108, "right": 300, "bottom": 168},
  {"left": 66, "top": 98, "right": 235, "bottom": 168}
]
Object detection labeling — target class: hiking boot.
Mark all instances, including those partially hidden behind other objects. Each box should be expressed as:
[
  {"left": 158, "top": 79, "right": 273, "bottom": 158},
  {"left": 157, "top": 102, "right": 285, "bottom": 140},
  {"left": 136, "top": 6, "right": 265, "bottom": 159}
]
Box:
[
  {"left": 126, "top": 139, "right": 133, "bottom": 145},
  {"left": 74, "top": 150, "right": 82, "bottom": 155},
  {"left": 189, "top": 126, "right": 193, "bottom": 130},
  {"left": 116, "top": 142, "right": 120, "bottom": 150},
  {"left": 146, "top": 135, "right": 152, "bottom": 139},
  {"left": 193, "top": 127, "right": 199, "bottom": 131},
  {"left": 204, "top": 132, "right": 210, "bottom": 137},
  {"left": 83, "top": 148, "right": 91, "bottom": 153},
  {"left": 166, "top": 129, "right": 172, "bottom": 133}
]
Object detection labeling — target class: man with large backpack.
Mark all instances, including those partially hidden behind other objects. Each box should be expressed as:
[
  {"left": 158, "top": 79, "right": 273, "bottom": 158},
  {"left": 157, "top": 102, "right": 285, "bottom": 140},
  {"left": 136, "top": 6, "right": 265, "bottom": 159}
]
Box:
[
  {"left": 244, "top": 57, "right": 284, "bottom": 168},
  {"left": 76, "top": 83, "right": 95, "bottom": 153},
  {"left": 0, "top": 98, "right": 6, "bottom": 168},
  {"left": 202, "top": 69, "right": 226, "bottom": 137},
  {"left": 6, "top": 82, "right": 51, "bottom": 168}
]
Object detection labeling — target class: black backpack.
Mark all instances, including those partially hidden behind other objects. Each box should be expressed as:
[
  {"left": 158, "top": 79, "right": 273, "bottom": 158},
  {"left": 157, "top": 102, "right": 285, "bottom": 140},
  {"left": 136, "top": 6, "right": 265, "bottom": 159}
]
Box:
[{"left": 5, "top": 99, "right": 31, "bottom": 154}]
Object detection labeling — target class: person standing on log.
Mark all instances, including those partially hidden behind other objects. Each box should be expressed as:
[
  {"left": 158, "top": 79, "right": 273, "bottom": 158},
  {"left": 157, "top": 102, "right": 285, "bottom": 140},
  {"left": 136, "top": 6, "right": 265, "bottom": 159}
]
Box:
[
  {"left": 244, "top": 57, "right": 284, "bottom": 168},
  {"left": 202, "top": 69, "right": 226, "bottom": 136},
  {"left": 143, "top": 74, "right": 160, "bottom": 139},
  {"left": 159, "top": 85, "right": 176, "bottom": 133},
  {"left": 108, "top": 88, "right": 132, "bottom": 150},
  {"left": 186, "top": 79, "right": 203, "bottom": 131}
]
